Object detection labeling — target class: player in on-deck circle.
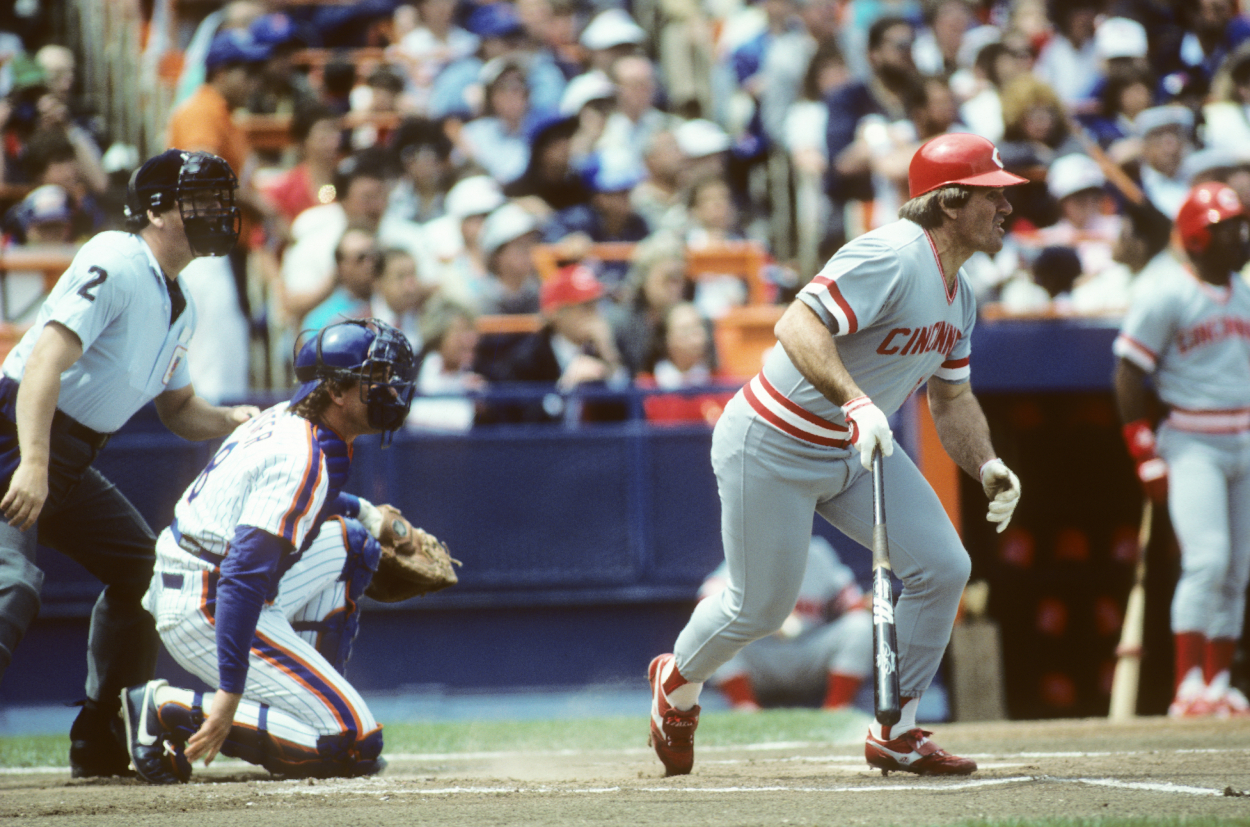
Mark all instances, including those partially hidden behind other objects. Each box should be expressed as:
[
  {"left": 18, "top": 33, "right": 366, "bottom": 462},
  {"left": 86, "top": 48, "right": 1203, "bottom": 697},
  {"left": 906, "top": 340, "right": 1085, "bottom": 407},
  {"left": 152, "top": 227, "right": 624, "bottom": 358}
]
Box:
[
  {"left": 646, "top": 132, "right": 1025, "bottom": 777},
  {"left": 1113, "top": 181, "right": 1250, "bottom": 718},
  {"left": 0, "top": 149, "right": 259, "bottom": 777},
  {"left": 121, "top": 318, "right": 418, "bottom": 784}
]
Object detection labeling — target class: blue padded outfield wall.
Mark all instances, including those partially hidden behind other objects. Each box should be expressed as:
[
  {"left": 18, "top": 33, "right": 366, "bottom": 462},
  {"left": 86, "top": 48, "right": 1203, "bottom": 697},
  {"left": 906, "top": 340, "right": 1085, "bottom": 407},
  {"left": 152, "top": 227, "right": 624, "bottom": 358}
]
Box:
[{"left": 1, "top": 318, "right": 1139, "bottom": 716}]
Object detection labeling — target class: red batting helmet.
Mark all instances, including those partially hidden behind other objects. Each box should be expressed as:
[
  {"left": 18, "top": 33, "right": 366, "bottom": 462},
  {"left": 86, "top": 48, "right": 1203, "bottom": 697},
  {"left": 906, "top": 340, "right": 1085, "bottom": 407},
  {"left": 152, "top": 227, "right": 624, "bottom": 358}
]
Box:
[
  {"left": 1175, "top": 181, "right": 1246, "bottom": 254},
  {"left": 907, "top": 133, "right": 1028, "bottom": 198}
]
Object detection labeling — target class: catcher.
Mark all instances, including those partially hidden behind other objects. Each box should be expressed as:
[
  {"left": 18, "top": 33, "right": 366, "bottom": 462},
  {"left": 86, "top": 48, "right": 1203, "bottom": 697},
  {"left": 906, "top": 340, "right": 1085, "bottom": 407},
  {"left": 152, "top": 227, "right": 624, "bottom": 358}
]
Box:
[{"left": 120, "top": 319, "right": 459, "bottom": 784}]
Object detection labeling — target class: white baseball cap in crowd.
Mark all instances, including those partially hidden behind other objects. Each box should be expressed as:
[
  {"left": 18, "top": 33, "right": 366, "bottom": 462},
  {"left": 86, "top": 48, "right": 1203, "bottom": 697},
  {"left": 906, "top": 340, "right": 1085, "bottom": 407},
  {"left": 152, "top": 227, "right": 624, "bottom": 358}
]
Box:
[
  {"left": 1047, "top": 153, "right": 1106, "bottom": 200},
  {"left": 17, "top": 184, "right": 72, "bottom": 230},
  {"left": 478, "top": 202, "right": 540, "bottom": 258},
  {"left": 446, "top": 175, "right": 506, "bottom": 219},
  {"left": 580, "top": 8, "right": 647, "bottom": 50},
  {"left": 1180, "top": 146, "right": 1250, "bottom": 183},
  {"left": 479, "top": 54, "right": 528, "bottom": 88},
  {"left": 559, "top": 70, "right": 617, "bottom": 117},
  {"left": 584, "top": 147, "right": 647, "bottom": 193},
  {"left": 1134, "top": 104, "right": 1194, "bottom": 138},
  {"left": 956, "top": 25, "right": 1003, "bottom": 70},
  {"left": 1095, "top": 17, "right": 1148, "bottom": 61},
  {"left": 674, "top": 118, "right": 731, "bottom": 159}
]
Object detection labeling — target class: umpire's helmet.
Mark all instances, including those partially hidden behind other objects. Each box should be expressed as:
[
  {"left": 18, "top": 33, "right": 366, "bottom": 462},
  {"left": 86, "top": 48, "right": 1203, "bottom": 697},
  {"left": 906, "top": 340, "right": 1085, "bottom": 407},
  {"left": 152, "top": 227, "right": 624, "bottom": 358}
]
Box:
[
  {"left": 124, "top": 149, "right": 241, "bottom": 257},
  {"left": 292, "top": 319, "right": 417, "bottom": 436}
]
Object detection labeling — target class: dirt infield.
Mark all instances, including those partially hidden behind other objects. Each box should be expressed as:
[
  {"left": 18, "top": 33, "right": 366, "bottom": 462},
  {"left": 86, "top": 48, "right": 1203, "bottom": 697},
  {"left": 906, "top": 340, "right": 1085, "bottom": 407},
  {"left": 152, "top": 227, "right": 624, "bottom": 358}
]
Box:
[{"left": 3, "top": 716, "right": 1249, "bottom": 826}]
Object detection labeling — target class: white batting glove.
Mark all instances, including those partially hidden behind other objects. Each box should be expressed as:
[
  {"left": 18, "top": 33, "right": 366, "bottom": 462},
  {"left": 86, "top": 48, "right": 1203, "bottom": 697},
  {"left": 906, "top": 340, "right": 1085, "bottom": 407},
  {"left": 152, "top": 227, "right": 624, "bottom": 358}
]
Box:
[
  {"left": 980, "top": 458, "right": 1021, "bottom": 533},
  {"left": 843, "top": 396, "right": 893, "bottom": 470}
]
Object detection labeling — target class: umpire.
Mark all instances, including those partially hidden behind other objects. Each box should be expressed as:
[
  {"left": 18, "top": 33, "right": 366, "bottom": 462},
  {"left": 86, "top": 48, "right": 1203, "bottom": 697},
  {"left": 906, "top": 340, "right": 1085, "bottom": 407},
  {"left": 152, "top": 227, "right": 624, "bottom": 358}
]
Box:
[{"left": 0, "top": 149, "right": 259, "bottom": 777}]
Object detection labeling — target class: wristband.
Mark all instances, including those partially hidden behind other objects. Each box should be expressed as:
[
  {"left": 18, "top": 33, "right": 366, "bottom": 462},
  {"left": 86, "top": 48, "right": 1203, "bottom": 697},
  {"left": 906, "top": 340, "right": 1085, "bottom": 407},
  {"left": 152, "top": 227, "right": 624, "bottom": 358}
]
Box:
[
  {"left": 357, "top": 499, "right": 384, "bottom": 538},
  {"left": 1122, "top": 420, "right": 1157, "bottom": 461},
  {"left": 842, "top": 395, "right": 872, "bottom": 415},
  {"left": 978, "top": 458, "right": 1000, "bottom": 483}
]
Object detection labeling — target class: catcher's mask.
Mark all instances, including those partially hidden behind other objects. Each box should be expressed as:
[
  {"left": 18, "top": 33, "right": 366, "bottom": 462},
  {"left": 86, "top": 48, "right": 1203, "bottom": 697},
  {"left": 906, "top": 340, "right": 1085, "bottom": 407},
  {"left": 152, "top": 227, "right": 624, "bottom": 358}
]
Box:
[
  {"left": 292, "top": 319, "right": 417, "bottom": 440},
  {"left": 124, "top": 149, "right": 241, "bottom": 257}
]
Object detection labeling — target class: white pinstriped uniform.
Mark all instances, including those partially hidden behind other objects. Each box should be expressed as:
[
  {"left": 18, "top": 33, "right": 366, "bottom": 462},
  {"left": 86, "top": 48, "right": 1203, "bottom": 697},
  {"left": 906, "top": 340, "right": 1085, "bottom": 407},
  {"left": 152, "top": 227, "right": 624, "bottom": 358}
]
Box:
[
  {"left": 674, "top": 220, "right": 976, "bottom": 699},
  {"left": 1114, "top": 261, "right": 1250, "bottom": 639},
  {"left": 143, "top": 403, "right": 378, "bottom": 750}
]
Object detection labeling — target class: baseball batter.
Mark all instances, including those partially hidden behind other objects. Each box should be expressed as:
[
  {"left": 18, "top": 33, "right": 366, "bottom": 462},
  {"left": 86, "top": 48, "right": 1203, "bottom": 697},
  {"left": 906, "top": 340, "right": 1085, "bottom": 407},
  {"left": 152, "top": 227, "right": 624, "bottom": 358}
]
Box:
[
  {"left": 648, "top": 133, "right": 1025, "bottom": 777},
  {"left": 699, "top": 536, "right": 872, "bottom": 711},
  {"left": 120, "top": 319, "right": 418, "bottom": 783},
  {"left": 0, "top": 150, "right": 258, "bottom": 778},
  {"left": 1113, "top": 181, "right": 1250, "bottom": 718}
]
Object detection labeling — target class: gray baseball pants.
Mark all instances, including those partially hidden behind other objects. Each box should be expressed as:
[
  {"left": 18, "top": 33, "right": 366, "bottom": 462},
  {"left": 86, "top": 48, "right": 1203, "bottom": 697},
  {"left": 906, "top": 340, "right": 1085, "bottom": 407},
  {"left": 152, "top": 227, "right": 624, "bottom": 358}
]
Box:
[
  {"left": 1160, "top": 425, "right": 1250, "bottom": 639},
  {"left": 674, "top": 396, "right": 971, "bottom": 698}
]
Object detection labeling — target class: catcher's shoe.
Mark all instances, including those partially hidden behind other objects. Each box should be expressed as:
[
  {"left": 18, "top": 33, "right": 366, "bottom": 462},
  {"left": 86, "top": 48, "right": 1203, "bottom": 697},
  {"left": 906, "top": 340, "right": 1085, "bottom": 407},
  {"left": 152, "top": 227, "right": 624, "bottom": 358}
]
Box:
[
  {"left": 648, "top": 654, "right": 700, "bottom": 776},
  {"left": 865, "top": 728, "right": 977, "bottom": 776},
  {"left": 69, "top": 702, "right": 134, "bottom": 778},
  {"left": 121, "top": 680, "right": 192, "bottom": 785}
]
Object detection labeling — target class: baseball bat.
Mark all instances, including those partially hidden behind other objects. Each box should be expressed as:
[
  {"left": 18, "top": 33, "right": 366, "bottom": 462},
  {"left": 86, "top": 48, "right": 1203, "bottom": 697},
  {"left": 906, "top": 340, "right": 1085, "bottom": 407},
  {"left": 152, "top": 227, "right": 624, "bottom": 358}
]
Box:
[
  {"left": 1108, "top": 499, "right": 1152, "bottom": 721},
  {"left": 871, "top": 448, "right": 901, "bottom": 726},
  {"left": 1066, "top": 115, "right": 1148, "bottom": 207}
]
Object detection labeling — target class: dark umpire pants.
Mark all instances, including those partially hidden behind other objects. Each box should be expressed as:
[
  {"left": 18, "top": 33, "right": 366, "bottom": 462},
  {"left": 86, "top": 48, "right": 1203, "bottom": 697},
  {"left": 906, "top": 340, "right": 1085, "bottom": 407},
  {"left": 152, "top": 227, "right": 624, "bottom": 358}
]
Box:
[{"left": 0, "top": 377, "right": 157, "bottom": 713}]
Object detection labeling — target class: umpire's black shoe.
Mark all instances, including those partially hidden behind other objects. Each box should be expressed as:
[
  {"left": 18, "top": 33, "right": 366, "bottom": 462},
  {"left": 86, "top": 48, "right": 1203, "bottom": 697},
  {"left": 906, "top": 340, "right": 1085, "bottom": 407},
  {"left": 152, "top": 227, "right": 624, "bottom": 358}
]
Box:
[
  {"left": 120, "top": 680, "right": 191, "bottom": 785},
  {"left": 69, "top": 701, "right": 134, "bottom": 779}
]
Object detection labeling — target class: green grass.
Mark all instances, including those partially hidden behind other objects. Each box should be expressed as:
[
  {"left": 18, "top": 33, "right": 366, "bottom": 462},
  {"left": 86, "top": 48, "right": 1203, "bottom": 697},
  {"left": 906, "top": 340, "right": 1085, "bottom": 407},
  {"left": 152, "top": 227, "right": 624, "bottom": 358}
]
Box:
[
  {"left": 0, "top": 734, "right": 66, "bottom": 768},
  {"left": 379, "top": 708, "right": 869, "bottom": 754},
  {"left": 0, "top": 709, "right": 868, "bottom": 768}
]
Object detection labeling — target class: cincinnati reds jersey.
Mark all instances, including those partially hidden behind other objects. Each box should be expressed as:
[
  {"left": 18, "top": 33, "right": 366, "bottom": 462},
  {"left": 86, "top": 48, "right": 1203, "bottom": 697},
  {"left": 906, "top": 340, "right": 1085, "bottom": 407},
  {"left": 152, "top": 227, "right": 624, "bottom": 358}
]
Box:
[
  {"left": 744, "top": 220, "right": 975, "bottom": 447},
  {"left": 1, "top": 231, "right": 195, "bottom": 433},
  {"left": 1114, "top": 260, "right": 1250, "bottom": 431},
  {"left": 155, "top": 402, "right": 330, "bottom": 572}
]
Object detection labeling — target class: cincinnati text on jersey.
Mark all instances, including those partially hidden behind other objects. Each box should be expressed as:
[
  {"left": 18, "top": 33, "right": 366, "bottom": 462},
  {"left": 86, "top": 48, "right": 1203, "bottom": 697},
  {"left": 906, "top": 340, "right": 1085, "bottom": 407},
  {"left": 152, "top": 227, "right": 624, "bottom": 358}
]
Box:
[
  {"left": 1175, "top": 314, "right": 1250, "bottom": 355},
  {"left": 875, "top": 321, "right": 962, "bottom": 357}
]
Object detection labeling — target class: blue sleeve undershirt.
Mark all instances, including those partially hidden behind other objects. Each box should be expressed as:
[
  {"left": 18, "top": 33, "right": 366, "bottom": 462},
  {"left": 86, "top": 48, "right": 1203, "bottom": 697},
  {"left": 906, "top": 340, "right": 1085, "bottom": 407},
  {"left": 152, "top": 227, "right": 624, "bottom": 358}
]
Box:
[
  {"left": 215, "top": 526, "right": 289, "bottom": 694},
  {"left": 333, "top": 492, "right": 360, "bottom": 517}
]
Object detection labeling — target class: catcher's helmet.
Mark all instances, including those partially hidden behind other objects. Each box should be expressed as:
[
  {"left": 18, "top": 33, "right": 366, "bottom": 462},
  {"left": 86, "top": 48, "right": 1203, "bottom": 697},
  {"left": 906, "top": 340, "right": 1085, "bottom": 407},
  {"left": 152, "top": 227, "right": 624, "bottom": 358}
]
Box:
[
  {"left": 1175, "top": 181, "right": 1246, "bottom": 255},
  {"left": 907, "top": 133, "right": 1028, "bottom": 198},
  {"left": 124, "top": 149, "right": 241, "bottom": 257},
  {"left": 292, "top": 319, "right": 417, "bottom": 436}
]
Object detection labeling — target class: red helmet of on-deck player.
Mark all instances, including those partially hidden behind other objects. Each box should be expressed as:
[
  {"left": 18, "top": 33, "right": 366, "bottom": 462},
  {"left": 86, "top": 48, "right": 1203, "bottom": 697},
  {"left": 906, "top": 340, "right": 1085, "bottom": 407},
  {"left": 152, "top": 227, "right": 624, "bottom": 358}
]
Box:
[
  {"left": 907, "top": 133, "right": 1028, "bottom": 198},
  {"left": 1175, "top": 181, "right": 1246, "bottom": 255}
]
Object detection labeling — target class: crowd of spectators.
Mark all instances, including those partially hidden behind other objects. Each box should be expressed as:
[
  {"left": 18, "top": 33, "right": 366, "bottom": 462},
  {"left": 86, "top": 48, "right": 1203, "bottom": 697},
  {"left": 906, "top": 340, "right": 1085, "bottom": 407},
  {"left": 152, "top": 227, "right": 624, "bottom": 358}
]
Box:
[{"left": 1, "top": 0, "right": 1249, "bottom": 429}]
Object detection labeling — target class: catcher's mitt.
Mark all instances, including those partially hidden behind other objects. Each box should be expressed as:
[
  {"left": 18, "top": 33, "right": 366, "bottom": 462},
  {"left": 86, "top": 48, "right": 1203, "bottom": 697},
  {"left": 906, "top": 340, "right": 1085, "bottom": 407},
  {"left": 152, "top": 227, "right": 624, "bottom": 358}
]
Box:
[{"left": 364, "top": 508, "right": 462, "bottom": 602}]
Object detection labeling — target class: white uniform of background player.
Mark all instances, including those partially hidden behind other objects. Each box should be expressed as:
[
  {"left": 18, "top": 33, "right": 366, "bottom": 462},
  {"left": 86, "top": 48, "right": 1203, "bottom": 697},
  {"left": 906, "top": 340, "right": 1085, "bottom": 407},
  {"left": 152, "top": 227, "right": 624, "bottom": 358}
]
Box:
[
  {"left": 1114, "top": 181, "right": 1250, "bottom": 718},
  {"left": 647, "top": 133, "right": 1024, "bottom": 778},
  {"left": 700, "top": 537, "right": 871, "bottom": 710}
]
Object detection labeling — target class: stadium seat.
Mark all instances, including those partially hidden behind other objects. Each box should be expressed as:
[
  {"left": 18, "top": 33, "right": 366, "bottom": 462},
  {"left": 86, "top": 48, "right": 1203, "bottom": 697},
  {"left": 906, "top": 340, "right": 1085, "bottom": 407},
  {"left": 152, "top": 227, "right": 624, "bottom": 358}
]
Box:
[{"left": 711, "top": 304, "right": 783, "bottom": 378}]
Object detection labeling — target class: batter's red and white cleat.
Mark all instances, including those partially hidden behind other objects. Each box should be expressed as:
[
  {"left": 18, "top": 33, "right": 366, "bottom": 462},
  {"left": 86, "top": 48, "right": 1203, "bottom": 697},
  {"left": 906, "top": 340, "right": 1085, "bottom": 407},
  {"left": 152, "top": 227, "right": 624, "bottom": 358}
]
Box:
[
  {"left": 1213, "top": 687, "right": 1250, "bottom": 718},
  {"left": 865, "top": 728, "right": 977, "bottom": 776},
  {"left": 648, "top": 653, "right": 700, "bottom": 776},
  {"left": 1167, "top": 689, "right": 1216, "bottom": 718}
]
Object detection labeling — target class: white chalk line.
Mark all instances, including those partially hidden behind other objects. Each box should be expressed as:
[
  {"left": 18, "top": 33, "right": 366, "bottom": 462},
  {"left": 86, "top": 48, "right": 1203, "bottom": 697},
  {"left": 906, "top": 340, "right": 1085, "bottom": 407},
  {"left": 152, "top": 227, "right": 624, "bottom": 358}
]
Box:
[{"left": 248, "top": 775, "right": 1229, "bottom": 798}]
